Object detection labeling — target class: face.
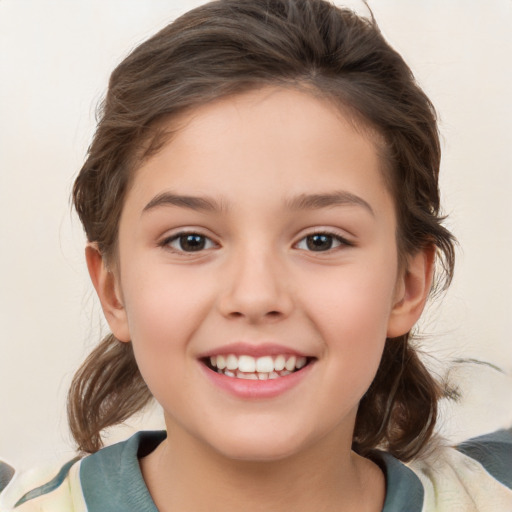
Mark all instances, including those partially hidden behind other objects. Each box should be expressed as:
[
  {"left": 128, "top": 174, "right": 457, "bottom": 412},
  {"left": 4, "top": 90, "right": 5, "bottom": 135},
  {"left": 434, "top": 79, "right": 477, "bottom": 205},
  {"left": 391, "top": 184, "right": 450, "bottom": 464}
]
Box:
[{"left": 95, "top": 87, "right": 427, "bottom": 462}]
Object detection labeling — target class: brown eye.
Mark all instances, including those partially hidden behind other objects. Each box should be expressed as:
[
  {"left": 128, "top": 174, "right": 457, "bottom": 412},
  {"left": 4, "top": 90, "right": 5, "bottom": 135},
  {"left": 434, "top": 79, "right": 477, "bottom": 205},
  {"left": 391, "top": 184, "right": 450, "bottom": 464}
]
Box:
[
  {"left": 179, "top": 234, "right": 205, "bottom": 251},
  {"left": 296, "top": 232, "right": 350, "bottom": 252},
  {"left": 306, "top": 234, "right": 335, "bottom": 251},
  {"left": 166, "top": 233, "right": 215, "bottom": 252}
]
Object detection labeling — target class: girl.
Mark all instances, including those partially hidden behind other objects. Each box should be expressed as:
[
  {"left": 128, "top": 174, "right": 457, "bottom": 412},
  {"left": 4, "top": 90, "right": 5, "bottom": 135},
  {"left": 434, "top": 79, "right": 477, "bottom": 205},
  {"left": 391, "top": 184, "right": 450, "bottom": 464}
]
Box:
[{"left": 1, "top": 0, "right": 511, "bottom": 510}]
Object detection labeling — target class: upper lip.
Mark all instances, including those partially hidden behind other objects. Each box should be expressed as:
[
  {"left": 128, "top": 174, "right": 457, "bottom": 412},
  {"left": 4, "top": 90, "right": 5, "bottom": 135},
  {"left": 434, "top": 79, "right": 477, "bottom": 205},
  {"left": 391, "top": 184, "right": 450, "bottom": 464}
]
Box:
[{"left": 197, "top": 342, "right": 312, "bottom": 359}]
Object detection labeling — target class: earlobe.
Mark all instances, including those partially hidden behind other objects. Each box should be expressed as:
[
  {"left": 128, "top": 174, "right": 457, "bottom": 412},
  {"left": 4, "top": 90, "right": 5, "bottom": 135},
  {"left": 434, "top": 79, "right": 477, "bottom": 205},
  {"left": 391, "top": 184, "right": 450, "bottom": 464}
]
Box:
[
  {"left": 85, "top": 243, "right": 131, "bottom": 342},
  {"left": 386, "top": 246, "right": 435, "bottom": 338}
]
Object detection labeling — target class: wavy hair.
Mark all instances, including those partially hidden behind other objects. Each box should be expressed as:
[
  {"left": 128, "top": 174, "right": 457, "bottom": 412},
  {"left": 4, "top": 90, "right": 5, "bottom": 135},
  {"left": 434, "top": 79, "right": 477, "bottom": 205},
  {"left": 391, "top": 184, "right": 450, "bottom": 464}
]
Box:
[{"left": 70, "top": 0, "right": 456, "bottom": 460}]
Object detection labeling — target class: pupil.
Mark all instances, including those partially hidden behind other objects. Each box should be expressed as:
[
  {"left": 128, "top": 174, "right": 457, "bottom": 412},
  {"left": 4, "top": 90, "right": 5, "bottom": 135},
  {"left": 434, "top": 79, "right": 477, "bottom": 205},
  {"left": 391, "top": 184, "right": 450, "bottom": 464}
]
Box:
[
  {"left": 180, "top": 234, "right": 205, "bottom": 251},
  {"left": 307, "top": 234, "right": 332, "bottom": 251}
]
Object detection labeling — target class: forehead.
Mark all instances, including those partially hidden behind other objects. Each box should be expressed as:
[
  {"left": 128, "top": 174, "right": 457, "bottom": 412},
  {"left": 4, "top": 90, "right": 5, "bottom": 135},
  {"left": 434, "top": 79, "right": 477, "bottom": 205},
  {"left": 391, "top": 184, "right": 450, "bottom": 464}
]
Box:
[
  {"left": 126, "top": 86, "right": 393, "bottom": 218},
  {"left": 167, "top": 86, "right": 384, "bottom": 159}
]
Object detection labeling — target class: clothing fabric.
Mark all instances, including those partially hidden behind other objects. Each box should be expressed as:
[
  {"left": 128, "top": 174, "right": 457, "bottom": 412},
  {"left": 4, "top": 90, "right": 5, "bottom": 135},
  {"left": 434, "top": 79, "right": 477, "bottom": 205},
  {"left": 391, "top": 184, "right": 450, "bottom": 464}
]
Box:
[{"left": 1, "top": 429, "right": 511, "bottom": 511}]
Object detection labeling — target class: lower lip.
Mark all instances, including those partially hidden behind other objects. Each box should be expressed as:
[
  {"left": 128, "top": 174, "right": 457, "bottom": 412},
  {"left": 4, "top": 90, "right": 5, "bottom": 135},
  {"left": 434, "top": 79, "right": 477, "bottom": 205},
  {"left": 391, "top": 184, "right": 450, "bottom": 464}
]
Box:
[{"left": 199, "top": 362, "right": 314, "bottom": 399}]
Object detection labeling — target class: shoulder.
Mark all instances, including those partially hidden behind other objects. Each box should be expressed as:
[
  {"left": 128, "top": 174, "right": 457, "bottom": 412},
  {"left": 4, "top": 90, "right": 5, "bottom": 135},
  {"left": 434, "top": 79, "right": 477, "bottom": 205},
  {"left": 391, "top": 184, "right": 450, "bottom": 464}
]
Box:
[
  {"left": 0, "top": 456, "right": 84, "bottom": 511},
  {"left": 374, "top": 428, "right": 512, "bottom": 512},
  {"left": 407, "top": 428, "right": 512, "bottom": 512},
  {"left": 456, "top": 428, "right": 512, "bottom": 488},
  {"left": 0, "top": 431, "right": 165, "bottom": 512}
]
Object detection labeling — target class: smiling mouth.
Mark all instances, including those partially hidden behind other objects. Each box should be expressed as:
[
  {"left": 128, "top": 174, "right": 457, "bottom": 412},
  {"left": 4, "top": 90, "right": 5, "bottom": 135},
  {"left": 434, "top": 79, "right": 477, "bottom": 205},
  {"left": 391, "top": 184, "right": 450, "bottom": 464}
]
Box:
[{"left": 203, "top": 354, "right": 315, "bottom": 380}]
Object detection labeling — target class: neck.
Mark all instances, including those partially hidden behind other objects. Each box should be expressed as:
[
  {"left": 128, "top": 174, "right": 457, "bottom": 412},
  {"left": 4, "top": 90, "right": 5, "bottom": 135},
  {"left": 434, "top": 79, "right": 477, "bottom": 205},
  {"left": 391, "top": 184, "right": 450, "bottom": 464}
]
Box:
[{"left": 140, "top": 425, "right": 385, "bottom": 512}]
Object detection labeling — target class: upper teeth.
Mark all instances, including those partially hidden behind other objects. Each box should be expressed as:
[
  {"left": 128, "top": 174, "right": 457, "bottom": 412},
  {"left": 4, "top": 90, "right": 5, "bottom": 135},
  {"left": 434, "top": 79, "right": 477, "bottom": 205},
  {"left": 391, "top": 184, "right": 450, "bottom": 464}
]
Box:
[{"left": 209, "top": 354, "right": 307, "bottom": 373}]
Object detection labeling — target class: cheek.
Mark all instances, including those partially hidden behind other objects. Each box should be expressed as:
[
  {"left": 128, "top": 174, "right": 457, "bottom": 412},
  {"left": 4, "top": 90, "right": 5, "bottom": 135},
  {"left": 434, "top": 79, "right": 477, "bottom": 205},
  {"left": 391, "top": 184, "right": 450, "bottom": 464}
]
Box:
[
  {"left": 122, "top": 280, "right": 201, "bottom": 408},
  {"left": 122, "top": 259, "right": 208, "bottom": 332},
  {"left": 298, "top": 255, "right": 398, "bottom": 379},
  {"left": 305, "top": 260, "right": 396, "bottom": 331},
  {"left": 119, "top": 266, "right": 209, "bottom": 369}
]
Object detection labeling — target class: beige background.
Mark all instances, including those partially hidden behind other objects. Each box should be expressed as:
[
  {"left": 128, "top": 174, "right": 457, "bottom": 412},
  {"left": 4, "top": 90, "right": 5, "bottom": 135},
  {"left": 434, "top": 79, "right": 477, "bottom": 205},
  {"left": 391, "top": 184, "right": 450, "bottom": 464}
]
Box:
[{"left": 0, "top": 0, "right": 511, "bottom": 468}]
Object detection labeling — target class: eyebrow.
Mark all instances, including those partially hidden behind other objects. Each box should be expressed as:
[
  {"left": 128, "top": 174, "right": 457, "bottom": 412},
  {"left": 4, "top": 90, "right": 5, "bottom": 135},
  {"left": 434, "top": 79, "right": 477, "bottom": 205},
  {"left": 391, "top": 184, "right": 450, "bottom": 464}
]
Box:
[
  {"left": 286, "top": 191, "right": 375, "bottom": 216},
  {"left": 142, "top": 190, "right": 374, "bottom": 216},
  {"left": 142, "top": 192, "right": 225, "bottom": 214}
]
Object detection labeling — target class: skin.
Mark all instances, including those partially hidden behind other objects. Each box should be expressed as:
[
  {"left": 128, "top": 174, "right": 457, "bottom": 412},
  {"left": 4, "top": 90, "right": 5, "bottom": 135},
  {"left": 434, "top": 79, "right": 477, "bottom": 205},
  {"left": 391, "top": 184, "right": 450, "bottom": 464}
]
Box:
[{"left": 87, "top": 87, "right": 434, "bottom": 511}]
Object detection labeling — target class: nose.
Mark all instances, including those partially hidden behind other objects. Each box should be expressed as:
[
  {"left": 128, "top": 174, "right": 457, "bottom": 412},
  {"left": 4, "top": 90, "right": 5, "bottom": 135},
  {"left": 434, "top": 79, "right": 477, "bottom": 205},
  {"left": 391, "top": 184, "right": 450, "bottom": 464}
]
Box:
[{"left": 217, "top": 245, "right": 294, "bottom": 323}]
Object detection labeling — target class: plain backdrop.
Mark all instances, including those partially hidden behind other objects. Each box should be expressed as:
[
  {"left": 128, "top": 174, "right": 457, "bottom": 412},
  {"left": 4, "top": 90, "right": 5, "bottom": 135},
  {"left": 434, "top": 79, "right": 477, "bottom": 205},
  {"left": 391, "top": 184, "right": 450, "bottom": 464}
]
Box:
[{"left": 1, "top": 0, "right": 511, "bottom": 469}]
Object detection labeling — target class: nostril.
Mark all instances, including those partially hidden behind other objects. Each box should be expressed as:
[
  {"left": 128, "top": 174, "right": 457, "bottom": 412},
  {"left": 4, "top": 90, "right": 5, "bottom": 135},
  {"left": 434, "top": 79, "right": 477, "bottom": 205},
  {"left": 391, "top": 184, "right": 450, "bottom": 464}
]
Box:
[{"left": 227, "top": 310, "right": 282, "bottom": 320}]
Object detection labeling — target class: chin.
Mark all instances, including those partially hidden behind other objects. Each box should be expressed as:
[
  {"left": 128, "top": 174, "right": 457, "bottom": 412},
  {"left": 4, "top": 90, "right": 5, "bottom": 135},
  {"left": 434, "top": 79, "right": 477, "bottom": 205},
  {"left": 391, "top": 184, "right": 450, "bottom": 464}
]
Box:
[
  {"left": 215, "top": 442, "right": 302, "bottom": 463},
  {"left": 203, "top": 425, "right": 318, "bottom": 463}
]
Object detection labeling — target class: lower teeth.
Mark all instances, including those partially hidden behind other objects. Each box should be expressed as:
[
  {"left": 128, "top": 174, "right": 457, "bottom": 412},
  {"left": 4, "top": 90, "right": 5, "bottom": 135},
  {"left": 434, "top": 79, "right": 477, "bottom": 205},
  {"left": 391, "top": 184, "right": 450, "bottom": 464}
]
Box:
[{"left": 218, "top": 369, "right": 293, "bottom": 379}]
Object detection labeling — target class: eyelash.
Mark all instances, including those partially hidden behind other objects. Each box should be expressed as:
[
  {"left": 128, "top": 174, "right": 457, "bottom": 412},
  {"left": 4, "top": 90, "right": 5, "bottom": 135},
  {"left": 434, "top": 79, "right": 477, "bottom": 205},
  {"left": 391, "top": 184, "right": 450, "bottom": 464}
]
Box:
[
  {"left": 160, "top": 231, "right": 217, "bottom": 253},
  {"left": 160, "top": 229, "right": 353, "bottom": 255},
  {"left": 295, "top": 231, "right": 353, "bottom": 252}
]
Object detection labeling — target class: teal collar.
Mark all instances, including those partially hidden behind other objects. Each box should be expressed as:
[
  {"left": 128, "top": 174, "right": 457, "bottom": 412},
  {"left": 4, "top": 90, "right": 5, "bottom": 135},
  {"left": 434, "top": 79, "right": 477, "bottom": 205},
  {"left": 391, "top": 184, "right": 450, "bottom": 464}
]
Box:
[{"left": 80, "top": 431, "right": 424, "bottom": 512}]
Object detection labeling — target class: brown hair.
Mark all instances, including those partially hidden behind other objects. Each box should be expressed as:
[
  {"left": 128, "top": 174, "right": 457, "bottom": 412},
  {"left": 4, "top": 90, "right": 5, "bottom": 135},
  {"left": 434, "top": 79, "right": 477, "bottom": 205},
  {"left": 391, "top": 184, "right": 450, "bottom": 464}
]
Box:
[{"left": 69, "top": 0, "right": 456, "bottom": 460}]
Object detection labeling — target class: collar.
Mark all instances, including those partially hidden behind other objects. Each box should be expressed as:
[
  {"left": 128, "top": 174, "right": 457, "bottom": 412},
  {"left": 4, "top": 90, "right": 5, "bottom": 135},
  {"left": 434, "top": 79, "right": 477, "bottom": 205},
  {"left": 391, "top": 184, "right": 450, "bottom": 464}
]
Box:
[{"left": 80, "top": 431, "right": 424, "bottom": 512}]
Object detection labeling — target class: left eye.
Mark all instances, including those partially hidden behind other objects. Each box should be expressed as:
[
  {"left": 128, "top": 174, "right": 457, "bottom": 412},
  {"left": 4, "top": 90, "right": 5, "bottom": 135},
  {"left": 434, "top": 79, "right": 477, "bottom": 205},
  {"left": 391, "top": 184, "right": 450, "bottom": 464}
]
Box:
[
  {"left": 295, "top": 233, "right": 348, "bottom": 252},
  {"left": 165, "top": 233, "right": 216, "bottom": 252}
]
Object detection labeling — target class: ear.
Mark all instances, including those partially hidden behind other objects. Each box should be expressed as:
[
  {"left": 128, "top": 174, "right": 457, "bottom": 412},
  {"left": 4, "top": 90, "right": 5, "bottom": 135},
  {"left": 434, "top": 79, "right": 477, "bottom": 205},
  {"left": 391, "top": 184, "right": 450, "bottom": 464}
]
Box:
[
  {"left": 85, "top": 243, "right": 131, "bottom": 342},
  {"left": 386, "top": 245, "right": 435, "bottom": 338}
]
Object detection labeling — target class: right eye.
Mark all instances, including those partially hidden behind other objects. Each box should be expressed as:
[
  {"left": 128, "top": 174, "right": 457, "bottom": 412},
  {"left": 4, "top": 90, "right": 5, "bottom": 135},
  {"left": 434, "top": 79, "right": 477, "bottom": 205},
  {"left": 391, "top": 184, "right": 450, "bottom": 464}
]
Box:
[{"left": 163, "top": 232, "right": 216, "bottom": 253}]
